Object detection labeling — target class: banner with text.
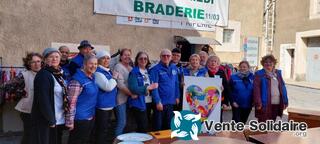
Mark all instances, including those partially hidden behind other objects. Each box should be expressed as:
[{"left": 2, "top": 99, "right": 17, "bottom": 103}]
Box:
[
  {"left": 243, "top": 37, "right": 259, "bottom": 66},
  {"left": 94, "top": 0, "right": 229, "bottom": 26},
  {"left": 116, "top": 16, "right": 216, "bottom": 31}
]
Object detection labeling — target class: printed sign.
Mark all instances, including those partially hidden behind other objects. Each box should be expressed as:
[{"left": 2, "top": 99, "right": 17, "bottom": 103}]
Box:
[
  {"left": 94, "top": 0, "right": 229, "bottom": 26},
  {"left": 116, "top": 16, "right": 216, "bottom": 31},
  {"left": 244, "top": 37, "right": 259, "bottom": 66}
]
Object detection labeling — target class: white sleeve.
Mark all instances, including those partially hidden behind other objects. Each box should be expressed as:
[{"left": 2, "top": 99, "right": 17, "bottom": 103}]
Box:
[{"left": 94, "top": 72, "right": 117, "bottom": 92}]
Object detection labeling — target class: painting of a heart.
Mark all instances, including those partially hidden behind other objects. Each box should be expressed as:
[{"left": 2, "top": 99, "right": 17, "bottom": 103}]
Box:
[{"left": 185, "top": 85, "right": 220, "bottom": 121}]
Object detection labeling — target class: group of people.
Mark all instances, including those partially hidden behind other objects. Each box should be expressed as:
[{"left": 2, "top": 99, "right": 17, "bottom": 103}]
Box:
[{"left": 4, "top": 40, "right": 288, "bottom": 144}]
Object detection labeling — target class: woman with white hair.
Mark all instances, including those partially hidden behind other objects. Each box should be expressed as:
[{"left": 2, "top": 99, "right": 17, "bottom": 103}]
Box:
[
  {"left": 206, "top": 55, "right": 231, "bottom": 122},
  {"left": 66, "top": 55, "right": 99, "bottom": 144}
]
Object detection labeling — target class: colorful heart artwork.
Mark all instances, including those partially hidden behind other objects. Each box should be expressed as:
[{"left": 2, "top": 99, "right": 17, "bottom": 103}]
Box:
[{"left": 185, "top": 85, "right": 220, "bottom": 121}]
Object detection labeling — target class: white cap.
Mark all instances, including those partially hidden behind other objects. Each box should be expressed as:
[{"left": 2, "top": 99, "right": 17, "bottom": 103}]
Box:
[{"left": 95, "top": 50, "right": 110, "bottom": 59}]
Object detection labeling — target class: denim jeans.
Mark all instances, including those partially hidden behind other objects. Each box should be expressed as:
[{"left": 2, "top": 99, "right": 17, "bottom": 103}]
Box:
[
  {"left": 115, "top": 103, "right": 127, "bottom": 136},
  {"left": 153, "top": 104, "right": 174, "bottom": 131}
]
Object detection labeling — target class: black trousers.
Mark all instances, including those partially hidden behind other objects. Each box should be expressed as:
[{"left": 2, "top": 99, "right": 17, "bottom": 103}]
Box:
[
  {"left": 131, "top": 107, "right": 148, "bottom": 133},
  {"left": 20, "top": 112, "right": 32, "bottom": 144},
  {"left": 68, "top": 119, "right": 94, "bottom": 144},
  {"left": 32, "top": 122, "right": 64, "bottom": 144},
  {"left": 232, "top": 106, "right": 252, "bottom": 124},
  {"left": 95, "top": 109, "right": 112, "bottom": 144},
  {"left": 50, "top": 125, "right": 65, "bottom": 144},
  {"left": 146, "top": 103, "right": 153, "bottom": 123}
]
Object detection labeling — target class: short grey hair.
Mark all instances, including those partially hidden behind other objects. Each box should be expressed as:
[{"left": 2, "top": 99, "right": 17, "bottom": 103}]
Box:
[
  {"left": 83, "top": 54, "right": 97, "bottom": 64},
  {"left": 189, "top": 54, "right": 200, "bottom": 61},
  {"left": 199, "top": 51, "right": 208, "bottom": 56},
  {"left": 160, "top": 49, "right": 172, "bottom": 56},
  {"left": 206, "top": 55, "right": 221, "bottom": 66}
]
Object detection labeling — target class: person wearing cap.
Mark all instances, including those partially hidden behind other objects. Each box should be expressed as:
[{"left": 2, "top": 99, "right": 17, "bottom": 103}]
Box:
[
  {"left": 31, "top": 48, "right": 67, "bottom": 144},
  {"left": 150, "top": 49, "right": 180, "bottom": 130},
  {"left": 59, "top": 46, "right": 71, "bottom": 82},
  {"left": 93, "top": 50, "right": 119, "bottom": 144},
  {"left": 68, "top": 40, "right": 94, "bottom": 76},
  {"left": 66, "top": 55, "right": 99, "bottom": 144}
]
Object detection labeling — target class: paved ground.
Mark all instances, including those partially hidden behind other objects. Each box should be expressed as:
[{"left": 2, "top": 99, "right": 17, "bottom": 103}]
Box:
[
  {"left": 285, "top": 79, "right": 320, "bottom": 90},
  {"left": 286, "top": 85, "right": 320, "bottom": 110},
  {"left": 0, "top": 84, "right": 319, "bottom": 144}
]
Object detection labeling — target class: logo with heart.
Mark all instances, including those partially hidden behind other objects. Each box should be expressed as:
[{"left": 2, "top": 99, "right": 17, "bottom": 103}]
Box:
[{"left": 185, "top": 85, "right": 220, "bottom": 121}]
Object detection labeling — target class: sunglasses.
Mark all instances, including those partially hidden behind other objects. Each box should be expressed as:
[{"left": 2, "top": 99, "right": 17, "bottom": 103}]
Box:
[
  {"left": 161, "top": 55, "right": 171, "bottom": 57},
  {"left": 139, "top": 57, "right": 148, "bottom": 61}
]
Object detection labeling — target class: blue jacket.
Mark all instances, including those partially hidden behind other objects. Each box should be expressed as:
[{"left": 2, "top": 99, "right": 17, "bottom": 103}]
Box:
[
  {"left": 72, "top": 69, "right": 98, "bottom": 120},
  {"left": 254, "top": 69, "right": 288, "bottom": 108},
  {"left": 69, "top": 54, "right": 84, "bottom": 76},
  {"left": 95, "top": 67, "right": 117, "bottom": 109},
  {"left": 150, "top": 62, "right": 180, "bottom": 105},
  {"left": 230, "top": 72, "right": 254, "bottom": 108},
  {"left": 61, "top": 60, "right": 71, "bottom": 83},
  {"left": 182, "top": 67, "right": 208, "bottom": 77},
  {"left": 128, "top": 67, "right": 149, "bottom": 110}
]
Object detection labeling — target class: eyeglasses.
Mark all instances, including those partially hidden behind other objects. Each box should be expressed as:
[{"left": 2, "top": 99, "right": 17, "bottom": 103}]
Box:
[
  {"left": 161, "top": 55, "right": 171, "bottom": 57},
  {"left": 30, "top": 60, "right": 41, "bottom": 64},
  {"left": 139, "top": 57, "right": 148, "bottom": 61}
]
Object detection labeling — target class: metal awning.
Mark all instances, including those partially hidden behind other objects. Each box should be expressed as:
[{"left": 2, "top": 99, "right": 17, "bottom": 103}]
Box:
[{"left": 174, "top": 36, "right": 221, "bottom": 45}]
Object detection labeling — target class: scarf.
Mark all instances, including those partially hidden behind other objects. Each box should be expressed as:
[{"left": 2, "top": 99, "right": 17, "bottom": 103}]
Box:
[
  {"left": 208, "top": 66, "right": 219, "bottom": 76},
  {"left": 266, "top": 70, "right": 277, "bottom": 80},
  {"left": 44, "top": 66, "right": 69, "bottom": 114},
  {"left": 237, "top": 71, "right": 251, "bottom": 88}
]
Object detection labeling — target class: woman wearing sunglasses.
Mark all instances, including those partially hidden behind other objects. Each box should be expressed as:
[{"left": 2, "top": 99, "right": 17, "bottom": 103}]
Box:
[{"left": 128, "top": 51, "right": 158, "bottom": 132}]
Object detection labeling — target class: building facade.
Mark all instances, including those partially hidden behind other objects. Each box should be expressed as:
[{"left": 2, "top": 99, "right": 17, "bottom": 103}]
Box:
[
  {"left": 0, "top": 0, "right": 264, "bottom": 132},
  {"left": 274, "top": 0, "right": 320, "bottom": 82}
]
